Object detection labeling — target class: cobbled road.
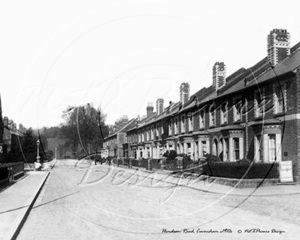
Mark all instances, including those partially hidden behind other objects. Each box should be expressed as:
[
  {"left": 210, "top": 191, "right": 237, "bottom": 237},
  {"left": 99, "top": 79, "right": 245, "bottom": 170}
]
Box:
[{"left": 17, "top": 160, "right": 299, "bottom": 240}]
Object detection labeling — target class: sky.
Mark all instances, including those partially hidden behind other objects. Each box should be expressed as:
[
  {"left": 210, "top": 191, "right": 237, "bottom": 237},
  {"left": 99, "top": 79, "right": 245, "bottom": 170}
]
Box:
[{"left": 1, "top": 0, "right": 300, "bottom": 129}]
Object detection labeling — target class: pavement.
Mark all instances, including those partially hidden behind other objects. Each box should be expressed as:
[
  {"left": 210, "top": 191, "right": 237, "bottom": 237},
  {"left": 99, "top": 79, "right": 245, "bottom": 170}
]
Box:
[
  {"left": 115, "top": 164, "right": 300, "bottom": 197},
  {"left": 0, "top": 159, "right": 57, "bottom": 240},
  {"left": 0, "top": 158, "right": 300, "bottom": 240}
]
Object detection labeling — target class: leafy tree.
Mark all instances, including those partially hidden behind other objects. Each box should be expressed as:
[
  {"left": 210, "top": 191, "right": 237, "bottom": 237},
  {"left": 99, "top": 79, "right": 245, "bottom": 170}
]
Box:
[
  {"left": 21, "top": 129, "right": 48, "bottom": 161},
  {"left": 46, "top": 150, "right": 54, "bottom": 160},
  {"left": 41, "top": 126, "right": 62, "bottom": 139},
  {"left": 22, "top": 128, "right": 37, "bottom": 153},
  {"left": 60, "top": 103, "right": 109, "bottom": 158},
  {"left": 18, "top": 123, "right": 27, "bottom": 134}
]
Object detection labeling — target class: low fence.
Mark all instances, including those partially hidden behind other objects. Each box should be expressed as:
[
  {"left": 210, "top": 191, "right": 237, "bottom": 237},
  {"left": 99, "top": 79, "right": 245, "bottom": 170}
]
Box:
[
  {"left": 0, "top": 153, "right": 45, "bottom": 163},
  {"left": 112, "top": 158, "right": 201, "bottom": 172},
  {"left": 0, "top": 162, "right": 25, "bottom": 186},
  {"left": 111, "top": 158, "right": 279, "bottom": 181}
]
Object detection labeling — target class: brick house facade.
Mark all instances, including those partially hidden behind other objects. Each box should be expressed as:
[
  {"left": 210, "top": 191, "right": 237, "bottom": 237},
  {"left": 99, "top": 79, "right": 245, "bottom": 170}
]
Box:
[{"left": 104, "top": 29, "right": 300, "bottom": 183}]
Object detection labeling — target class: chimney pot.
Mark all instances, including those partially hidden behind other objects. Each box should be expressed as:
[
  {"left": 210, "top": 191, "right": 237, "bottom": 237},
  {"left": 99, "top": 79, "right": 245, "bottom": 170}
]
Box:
[
  {"left": 180, "top": 83, "right": 190, "bottom": 105},
  {"left": 213, "top": 62, "right": 226, "bottom": 91},
  {"left": 156, "top": 98, "right": 164, "bottom": 116}
]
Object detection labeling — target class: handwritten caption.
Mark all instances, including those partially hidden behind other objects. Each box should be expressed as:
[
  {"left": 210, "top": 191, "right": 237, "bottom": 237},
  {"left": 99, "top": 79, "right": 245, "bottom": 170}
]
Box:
[{"left": 162, "top": 228, "right": 285, "bottom": 235}]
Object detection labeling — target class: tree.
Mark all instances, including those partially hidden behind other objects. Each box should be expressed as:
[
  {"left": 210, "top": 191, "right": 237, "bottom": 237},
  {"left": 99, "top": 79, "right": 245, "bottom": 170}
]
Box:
[
  {"left": 18, "top": 123, "right": 27, "bottom": 134},
  {"left": 22, "top": 128, "right": 37, "bottom": 153},
  {"left": 60, "top": 103, "right": 109, "bottom": 158}
]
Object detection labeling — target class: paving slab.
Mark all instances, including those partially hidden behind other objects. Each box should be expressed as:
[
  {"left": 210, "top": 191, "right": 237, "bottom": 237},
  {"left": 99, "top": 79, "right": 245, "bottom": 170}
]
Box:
[{"left": 0, "top": 171, "right": 49, "bottom": 240}]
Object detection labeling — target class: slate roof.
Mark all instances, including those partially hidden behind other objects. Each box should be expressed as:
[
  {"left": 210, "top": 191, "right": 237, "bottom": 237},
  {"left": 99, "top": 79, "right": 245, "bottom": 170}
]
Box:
[
  {"left": 125, "top": 42, "right": 300, "bottom": 132},
  {"left": 105, "top": 118, "right": 137, "bottom": 139}
]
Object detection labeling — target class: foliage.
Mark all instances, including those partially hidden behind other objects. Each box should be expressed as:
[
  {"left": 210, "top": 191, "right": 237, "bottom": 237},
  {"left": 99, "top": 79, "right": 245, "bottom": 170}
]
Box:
[
  {"left": 203, "top": 162, "right": 279, "bottom": 179},
  {"left": 163, "top": 150, "right": 169, "bottom": 158},
  {"left": 167, "top": 150, "right": 177, "bottom": 160},
  {"left": 22, "top": 129, "right": 37, "bottom": 153},
  {"left": 41, "top": 126, "right": 62, "bottom": 139},
  {"left": 204, "top": 153, "right": 221, "bottom": 163},
  {"left": 46, "top": 150, "right": 54, "bottom": 160},
  {"left": 60, "top": 103, "right": 109, "bottom": 158}
]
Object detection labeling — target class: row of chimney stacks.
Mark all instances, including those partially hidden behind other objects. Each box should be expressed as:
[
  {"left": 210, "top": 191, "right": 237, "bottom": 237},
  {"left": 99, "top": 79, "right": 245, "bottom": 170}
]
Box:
[
  {"left": 212, "top": 28, "right": 291, "bottom": 91},
  {"left": 145, "top": 29, "right": 291, "bottom": 117},
  {"left": 145, "top": 83, "right": 191, "bottom": 118}
]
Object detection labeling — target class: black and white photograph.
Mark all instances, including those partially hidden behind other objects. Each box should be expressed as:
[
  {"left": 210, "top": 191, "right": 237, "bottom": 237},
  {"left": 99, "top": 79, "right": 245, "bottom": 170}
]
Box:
[{"left": 0, "top": 0, "right": 300, "bottom": 239}]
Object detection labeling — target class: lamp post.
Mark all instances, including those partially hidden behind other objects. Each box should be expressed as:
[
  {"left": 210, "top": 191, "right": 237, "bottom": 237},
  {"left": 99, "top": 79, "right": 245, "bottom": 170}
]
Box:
[{"left": 36, "top": 139, "right": 40, "bottom": 163}]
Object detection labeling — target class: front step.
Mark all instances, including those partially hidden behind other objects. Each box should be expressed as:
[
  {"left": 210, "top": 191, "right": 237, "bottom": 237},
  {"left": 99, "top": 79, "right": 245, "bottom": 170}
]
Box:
[{"left": 277, "top": 182, "right": 296, "bottom": 185}]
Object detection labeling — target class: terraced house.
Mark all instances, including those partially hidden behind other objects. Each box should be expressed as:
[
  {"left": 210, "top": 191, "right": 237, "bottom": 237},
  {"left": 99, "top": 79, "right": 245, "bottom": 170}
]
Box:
[{"left": 104, "top": 29, "right": 300, "bottom": 183}]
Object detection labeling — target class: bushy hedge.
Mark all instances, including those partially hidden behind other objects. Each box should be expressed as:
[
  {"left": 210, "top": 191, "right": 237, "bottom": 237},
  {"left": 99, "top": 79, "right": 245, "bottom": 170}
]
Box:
[
  {"left": 202, "top": 161, "right": 279, "bottom": 179},
  {"left": 205, "top": 154, "right": 221, "bottom": 162}
]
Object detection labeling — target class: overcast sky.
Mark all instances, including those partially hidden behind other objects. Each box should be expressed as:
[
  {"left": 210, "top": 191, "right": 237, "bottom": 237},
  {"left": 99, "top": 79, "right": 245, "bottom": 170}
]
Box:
[{"left": 1, "top": 0, "right": 300, "bottom": 129}]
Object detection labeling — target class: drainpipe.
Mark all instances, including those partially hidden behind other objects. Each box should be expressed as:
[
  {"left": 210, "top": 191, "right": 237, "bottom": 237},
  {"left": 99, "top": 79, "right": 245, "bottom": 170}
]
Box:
[{"left": 244, "top": 97, "right": 249, "bottom": 159}]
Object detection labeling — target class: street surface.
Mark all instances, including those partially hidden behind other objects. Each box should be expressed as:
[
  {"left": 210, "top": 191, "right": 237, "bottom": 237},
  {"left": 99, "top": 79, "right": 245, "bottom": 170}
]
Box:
[{"left": 18, "top": 160, "right": 299, "bottom": 240}]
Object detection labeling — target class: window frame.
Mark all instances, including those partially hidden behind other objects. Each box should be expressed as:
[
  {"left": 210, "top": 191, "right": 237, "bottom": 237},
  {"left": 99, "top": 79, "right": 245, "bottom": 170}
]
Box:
[
  {"left": 268, "top": 133, "right": 276, "bottom": 162},
  {"left": 199, "top": 110, "right": 205, "bottom": 129},
  {"left": 168, "top": 120, "right": 173, "bottom": 136},
  {"left": 254, "top": 88, "right": 265, "bottom": 118},
  {"left": 188, "top": 114, "right": 193, "bottom": 132},
  {"left": 274, "top": 83, "right": 285, "bottom": 115},
  {"left": 233, "top": 96, "right": 242, "bottom": 122},
  {"left": 181, "top": 115, "right": 186, "bottom": 133},
  {"left": 233, "top": 137, "right": 240, "bottom": 161},
  {"left": 255, "top": 134, "right": 263, "bottom": 163},
  {"left": 220, "top": 101, "right": 228, "bottom": 125},
  {"left": 209, "top": 104, "right": 216, "bottom": 127},
  {"left": 174, "top": 118, "right": 178, "bottom": 135}
]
